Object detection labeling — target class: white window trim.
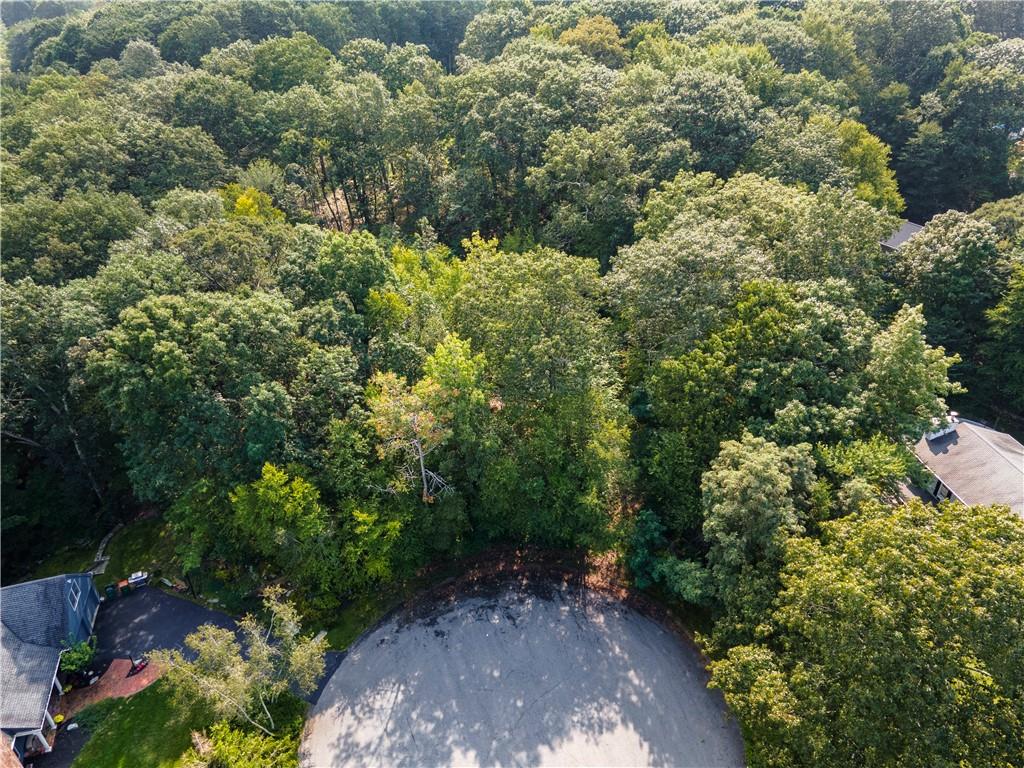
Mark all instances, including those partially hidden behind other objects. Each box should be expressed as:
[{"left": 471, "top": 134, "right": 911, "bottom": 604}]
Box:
[{"left": 68, "top": 579, "right": 81, "bottom": 612}]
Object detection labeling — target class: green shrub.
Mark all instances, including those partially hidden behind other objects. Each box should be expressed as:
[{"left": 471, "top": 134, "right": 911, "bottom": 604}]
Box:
[
  {"left": 204, "top": 721, "right": 299, "bottom": 768},
  {"left": 61, "top": 636, "right": 96, "bottom": 673}
]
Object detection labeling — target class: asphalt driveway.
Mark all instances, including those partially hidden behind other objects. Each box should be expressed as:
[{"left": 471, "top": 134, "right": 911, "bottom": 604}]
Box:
[
  {"left": 93, "top": 586, "right": 344, "bottom": 702},
  {"left": 93, "top": 586, "right": 237, "bottom": 663}
]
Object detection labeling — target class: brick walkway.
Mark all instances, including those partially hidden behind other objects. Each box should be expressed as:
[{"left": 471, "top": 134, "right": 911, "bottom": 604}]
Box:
[{"left": 60, "top": 658, "right": 162, "bottom": 720}]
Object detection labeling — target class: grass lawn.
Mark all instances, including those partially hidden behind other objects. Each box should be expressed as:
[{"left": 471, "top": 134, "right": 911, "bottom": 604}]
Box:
[
  {"left": 70, "top": 680, "right": 213, "bottom": 768},
  {"left": 29, "top": 542, "right": 97, "bottom": 581},
  {"left": 99, "top": 518, "right": 180, "bottom": 589},
  {"left": 28, "top": 517, "right": 180, "bottom": 588}
]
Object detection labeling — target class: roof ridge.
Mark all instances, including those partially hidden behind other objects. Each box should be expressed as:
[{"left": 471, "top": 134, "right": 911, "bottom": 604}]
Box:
[
  {"left": 1, "top": 624, "right": 60, "bottom": 652},
  {"left": 0, "top": 617, "right": 32, "bottom": 646},
  {"left": 0, "top": 573, "right": 87, "bottom": 590}
]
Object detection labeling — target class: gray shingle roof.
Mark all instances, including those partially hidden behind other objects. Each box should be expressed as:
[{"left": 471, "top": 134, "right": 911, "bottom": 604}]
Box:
[
  {"left": 1, "top": 574, "right": 88, "bottom": 731},
  {"left": 1, "top": 576, "right": 67, "bottom": 647},
  {"left": 0, "top": 625, "right": 60, "bottom": 730},
  {"left": 915, "top": 419, "right": 1024, "bottom": 518},
  {"left": 881, "top": 220, "right": 924, "bottom": 250}
]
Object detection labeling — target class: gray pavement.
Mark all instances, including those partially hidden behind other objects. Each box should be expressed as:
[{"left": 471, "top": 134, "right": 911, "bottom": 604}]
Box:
[
  {"left": 93, "top": 586, "right": 237, "bottom": 663},
  {"left": 301, "top": 584, "right": 746, "bottom": 767}
]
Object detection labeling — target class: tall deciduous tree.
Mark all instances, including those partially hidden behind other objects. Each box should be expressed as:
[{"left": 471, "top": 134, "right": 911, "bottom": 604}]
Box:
[
  {"left": 646, "top": 281, "right": 958, "bottom": 533},
  {"left": 154, "top": 587, "right": 327, "bottom": 736},
  {"left": 85, "top": 292, "right": 307, "bottom": 503},
  {"left": 655, "top": 67, "right": 760, "bottom": 176},
  {"left": 453, "top": 239, "right": 629, "bottom": 545},
  {"left": 702, "top": 433, "right": 816, "bottom": 645},
  {"left": 893, "top": 211, "right": 1009, "bottom": 371},
  {"left": 229, "top": 463, "right": 336, "bottom": 594},
  {"left": 366, "top": 370, "right": 452, "bottom": 503},
  {"left": 527, "top": 125, "right": 641, "bottom": 268},
  {"left": 983, "top": 264, "right": 1024, "bottom": 412},
  {"left": 710, "top": 500, "right": 1024, "bottom": 768},
  {"left": 1, "top": 191, "right": 145, "bottom": 284}
]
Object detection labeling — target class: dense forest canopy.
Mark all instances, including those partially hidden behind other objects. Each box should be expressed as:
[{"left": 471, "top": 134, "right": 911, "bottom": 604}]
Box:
[{"left": 2, "top": 1, "right": 1023, "bottom": 766}]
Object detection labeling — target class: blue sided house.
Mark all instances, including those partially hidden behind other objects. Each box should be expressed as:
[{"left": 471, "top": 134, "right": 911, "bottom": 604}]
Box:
[{"left": 1, "top": 573, "right": 100, "bottom": 763}]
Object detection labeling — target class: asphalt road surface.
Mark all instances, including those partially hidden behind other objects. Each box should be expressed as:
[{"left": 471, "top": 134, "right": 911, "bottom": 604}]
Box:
[{"left": 301, "top": 584, "right": 746, "bottom": 767}]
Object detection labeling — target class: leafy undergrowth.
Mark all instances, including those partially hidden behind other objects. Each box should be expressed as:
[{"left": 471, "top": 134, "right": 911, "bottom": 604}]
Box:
[
  {"left": 191, "top": 568, "right": 263, "bottom": 616},
  {"left": 320, "top": 556, "right": 471, "bottom": 649},
  {"left": 324, "top": 590, "right": 403, "bottom": 650},
  {"left": 25, "top": 516, "right": 176, "bottom": 586},
  {"left": 178, "top": 693, "right": 307, "bottom": 768},
  {"left": 70, "top": 680, "right": 213, "bottom": 768}
]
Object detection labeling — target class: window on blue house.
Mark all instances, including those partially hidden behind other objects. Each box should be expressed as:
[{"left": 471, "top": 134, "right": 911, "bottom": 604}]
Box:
[{"left": 68, "top": 579, "right": 81, "bottom": 612}]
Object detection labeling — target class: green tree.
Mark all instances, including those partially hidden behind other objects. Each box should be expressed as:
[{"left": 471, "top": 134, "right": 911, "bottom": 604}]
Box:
[
  {"left": 710, "top": 500, "right": 1024, "bottom": 768},
  {"left": 85, "top": 292, "right": 307, "bottom": 503},
  {"left": 836, "top": 117, "right": 904, "bottom": 213},
  {"left": 744, "top": 115, "right": 903, "bottom": 213},
  {"left": 174, "top": 219, "right": 282, "bottom": 292},
  {"left": 189, "top": 719, "right": 300, "bottom": 768},
  {"left": 894, "top": 211, "right": 1009, "bottom": 368},
  {"left": 983, "top": 264, "right": 1024, "bottom": 412},
  {"left": 414, "top": 334, "right": 491, "bottom": 506},
  {"left": 230, "top": 463, "right": 327, "bottom": 561},
  {"left": 635, "top": 171, "right": 897, "bottom": 303},
  {"left": 453, "top": 240, "right": 629, "bottom": 545},
  {"left": 366, "top": 371, "right": 452, "bottom": 503},
  {"left": 744, "top": 114, "right": 850, "bottom": 191},
  {"left": 655, "top": 67, "right": 761, "bottom": 176},
  {"left": 316, "top": 230, "right": 395, "bottom": 311},
  {"left": 899, "top": 61, "right": 1024, "bottom": 216},
  {"left": 702, "top": 433, "right": 816, "bottom": 597},
  {"left": 440, "top": 36, "right": 616, "bottom": 242},
  {"left": 702, "top": 433, "right": 816, "bottom": 642},
  {"left": 154, "top": 587, "right": 327, "bottom": 736},
  {"left": 646, "top": 281, "right": 957, "bottom": 533},
  {"left": 458, "top": 0, "right": 531, "bottom": 62},
  {"left": 971, "top": 193, "right": 1024, "bottom": 256},
  {"left": 558, "top": 15, "right": 627, "bottom": 68},
  {"left": 1, "top": 278, "right": 110, "bottom": 506},
  {"left": 608, "top": 213, "right": 770, "bottom": 373},
  {"left": 249, "top": 32, "right": 335, "bottom": 92},
  {"left": 526, "top": 125, "right": 641, "bottom": 268},
  {"left": 858, "top": 304, "right": 963, "bottom": 439},
  {"left": 60, "top": 636, "right": 96, "bottom": 674},
  {"left": 170, "top": 71, "right": 265, "bottom": 160},
  {"left": 815, "top": 434, "right": 917, "bottom": 513},
  {"left": 158, "top": 13, "right": 226, "bottom": 65},
  {"left": 1, "top": 190, "right": 145, "bottom": 284}
]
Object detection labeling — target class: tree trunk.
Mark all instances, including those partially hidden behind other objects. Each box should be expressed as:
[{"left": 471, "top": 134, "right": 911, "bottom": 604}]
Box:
[{"left": 316, "top": 155, "right": 344, "bottom": 230}]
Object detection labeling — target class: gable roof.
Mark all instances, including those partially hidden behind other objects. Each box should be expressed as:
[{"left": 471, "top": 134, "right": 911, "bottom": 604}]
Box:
[
  {"left": 881, "top": 220, "right": 923, "bottom": 250},
  {"left": 0, "top": 574, "right": 91, "bottom": 731},
  {"left": 914, "top": 419, "right": 1024, "bottom": 518}
]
